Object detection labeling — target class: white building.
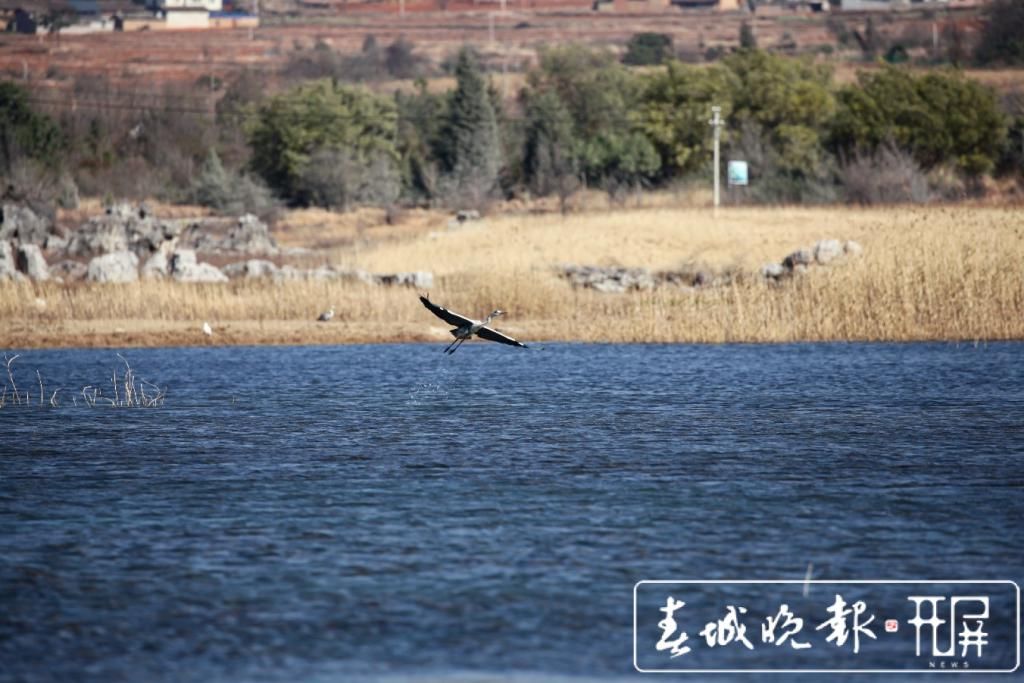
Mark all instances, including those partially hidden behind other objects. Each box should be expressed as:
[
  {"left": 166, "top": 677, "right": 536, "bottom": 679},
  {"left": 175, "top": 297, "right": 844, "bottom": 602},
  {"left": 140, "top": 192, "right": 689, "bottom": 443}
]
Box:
[
  {"left": 151, "top": 0, "right": 221, "bottom": 29},
  {"left": 160, "top": 0, "right": 222, "bottom": 10}
]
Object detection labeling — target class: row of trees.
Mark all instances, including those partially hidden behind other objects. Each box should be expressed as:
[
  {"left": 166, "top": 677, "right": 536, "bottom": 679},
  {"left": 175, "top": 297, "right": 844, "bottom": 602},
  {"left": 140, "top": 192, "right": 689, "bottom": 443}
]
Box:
[
  {"left": 240, "top": 45, "right": 1013, "bottom": 210},
  {"left": 0, "top": 45, "right": 1019, "bottom": 214}
]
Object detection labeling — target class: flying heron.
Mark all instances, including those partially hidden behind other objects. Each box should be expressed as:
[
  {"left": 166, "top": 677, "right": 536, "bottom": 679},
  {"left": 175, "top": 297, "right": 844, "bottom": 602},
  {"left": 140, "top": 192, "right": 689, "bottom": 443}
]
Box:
[{"left": 419, "top": 295, "right": 528, "bottom": 354}]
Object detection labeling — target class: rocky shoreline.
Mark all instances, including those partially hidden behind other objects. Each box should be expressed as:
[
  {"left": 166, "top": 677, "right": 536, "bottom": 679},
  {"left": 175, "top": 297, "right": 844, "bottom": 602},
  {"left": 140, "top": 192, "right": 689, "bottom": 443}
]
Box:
[
  {"left": 0, "top": 203, "right": 433, "bottom": 288},
  {"left": 558, "top": 238, "right": 863, "bottom": 293}
]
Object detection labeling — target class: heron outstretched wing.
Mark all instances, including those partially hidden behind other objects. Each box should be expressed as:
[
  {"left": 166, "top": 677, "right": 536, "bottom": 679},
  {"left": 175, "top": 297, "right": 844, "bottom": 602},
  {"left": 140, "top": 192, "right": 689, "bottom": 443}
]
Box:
[
  {"left": 419, "top": 296, "right": 474, "bottom": 327},
  {"left": 476, "top": 325, "right": 528, "bottom": 348}
]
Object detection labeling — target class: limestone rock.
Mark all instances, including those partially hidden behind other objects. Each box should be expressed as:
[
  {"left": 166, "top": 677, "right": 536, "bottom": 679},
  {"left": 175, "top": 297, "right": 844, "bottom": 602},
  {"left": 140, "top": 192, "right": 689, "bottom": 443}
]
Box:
[
  {"left": 560, "top": 265, "right": 656, "bottom": 292},
  {"left": 372, "top": 271, "right": 434, "bottom": 289},
  {"left": 0, "top": 240, "right": 17, "bottom": 280},
  {"left": 223, "top": 259, "right": 279, "bottom": 279},
  {"left": 87, "top": 251, "right": 139, "bottom": 283},
  {"left": 782, "top": 249, "right": 813, "bottom": 270},
  {"left": 49, "top": 259, "right": 88, "bottom": 282},
  {"left": 223, "top": 214, "right": 277, "bottom": 254},
  {"left": 813, "top": 239, "right": 844, "bottom": 265},
  {"left": 0, "top": 203, "right": 51, "bottom": 246},
  {"left": 169, "top": 250, "right": 227, "bottom": 283},
  {"left": 141, "top": 252, "right": 169, "bottom": 280},
  {"left": 67, "top": 215, "right": 131, "bottom": 256},
  {"left": 15, "top": 244, "right": 49, "bottom": 281}
]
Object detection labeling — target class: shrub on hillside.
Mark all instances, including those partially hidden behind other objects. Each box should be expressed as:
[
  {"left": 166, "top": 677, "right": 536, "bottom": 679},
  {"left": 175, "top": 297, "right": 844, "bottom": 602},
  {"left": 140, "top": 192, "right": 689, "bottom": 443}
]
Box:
[
  {"left": 623, "top": 33, "right": 673, "bottom": 66},
  {"left": 295, "top": 148, "right": 400, "bottom": 211},
  {"left": 840, "top": 145, "right": 931, "bottom": 205},
  {"left": 191, "top": 148, "right": 277, "bottom": 217},
  {"left": 831, "top": 66, "right": 1007, "bottom": 176},
  {"left": 247, "top": 79, "right": 398, "bottom": 202}
]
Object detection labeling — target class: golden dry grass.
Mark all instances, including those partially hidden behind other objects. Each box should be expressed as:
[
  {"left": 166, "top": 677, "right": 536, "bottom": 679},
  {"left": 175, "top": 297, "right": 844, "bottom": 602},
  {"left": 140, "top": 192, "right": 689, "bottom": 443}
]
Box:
[{"left": 2, "top": 204, "right": 1022, "bottom": 348}]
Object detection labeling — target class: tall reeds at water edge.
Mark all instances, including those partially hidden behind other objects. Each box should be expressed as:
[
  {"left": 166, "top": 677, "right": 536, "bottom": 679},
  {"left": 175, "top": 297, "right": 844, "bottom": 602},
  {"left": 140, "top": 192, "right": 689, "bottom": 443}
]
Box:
[
  {"left": 1, "top": 206, "right": 1022, "bottom": 344},
  {"left": 1, "top": 354, "right": 165, "bottom": 408}
]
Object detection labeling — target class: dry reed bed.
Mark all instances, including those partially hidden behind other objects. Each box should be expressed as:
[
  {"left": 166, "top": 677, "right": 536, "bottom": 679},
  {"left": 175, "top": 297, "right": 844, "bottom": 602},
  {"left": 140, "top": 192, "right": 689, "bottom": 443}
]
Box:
[{"left": 1, "top": 206, "right": 1022, "bottom": 346}]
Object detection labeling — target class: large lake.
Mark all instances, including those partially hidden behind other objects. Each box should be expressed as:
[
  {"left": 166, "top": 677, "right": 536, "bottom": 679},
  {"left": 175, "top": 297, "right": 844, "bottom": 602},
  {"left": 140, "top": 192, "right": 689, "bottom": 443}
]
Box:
[{"left": 1, "top": 343, "right": 1022, "bottom": 682}]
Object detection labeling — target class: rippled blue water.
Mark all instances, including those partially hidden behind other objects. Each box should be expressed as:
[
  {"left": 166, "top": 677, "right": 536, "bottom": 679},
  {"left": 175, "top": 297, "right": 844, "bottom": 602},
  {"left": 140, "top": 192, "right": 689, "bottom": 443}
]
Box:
[{"left": 1, "top": 343, "right": 1022, "bottom": 682}]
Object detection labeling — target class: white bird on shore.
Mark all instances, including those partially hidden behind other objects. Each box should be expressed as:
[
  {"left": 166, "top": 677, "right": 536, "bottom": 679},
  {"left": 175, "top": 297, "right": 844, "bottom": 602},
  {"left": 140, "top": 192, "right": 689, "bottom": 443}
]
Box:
[
  {"left": 317, "top": 307, "right": 335, "bottom": 322},
  {"left": 202, "top": 321, "right": 213, "bottom": 337},
  {"left": 419, "top": 295, "right": 528, "bottom": 355}
]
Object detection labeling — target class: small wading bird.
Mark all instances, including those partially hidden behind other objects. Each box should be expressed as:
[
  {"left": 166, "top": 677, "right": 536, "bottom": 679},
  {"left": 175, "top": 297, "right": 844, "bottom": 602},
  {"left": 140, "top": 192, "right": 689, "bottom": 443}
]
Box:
[
  {"left": 202, "top": 321, "right": 213, "bottom": 337},
  {"left": 317, "top": 307, "right": 334, "bottom": 322},
  {"left": 419, "top": 295, "right": 528, "bottom": 354}
]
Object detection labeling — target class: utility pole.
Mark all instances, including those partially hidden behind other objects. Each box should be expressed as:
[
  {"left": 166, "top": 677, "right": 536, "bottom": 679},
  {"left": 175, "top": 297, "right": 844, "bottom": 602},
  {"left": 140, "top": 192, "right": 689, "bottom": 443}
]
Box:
[
  {"left": 251, "top": 0, "right": 259, "bottom": 40},
  {"left": 709, "top": 105, "right": 722, "bottom": 214}
]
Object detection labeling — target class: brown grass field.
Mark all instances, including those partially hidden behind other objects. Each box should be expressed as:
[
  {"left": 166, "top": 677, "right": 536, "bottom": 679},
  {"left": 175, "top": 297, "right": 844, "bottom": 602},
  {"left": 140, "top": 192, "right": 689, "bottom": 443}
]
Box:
[{"left": 2, "top": 202, "right": 1022, "bottom": 348}]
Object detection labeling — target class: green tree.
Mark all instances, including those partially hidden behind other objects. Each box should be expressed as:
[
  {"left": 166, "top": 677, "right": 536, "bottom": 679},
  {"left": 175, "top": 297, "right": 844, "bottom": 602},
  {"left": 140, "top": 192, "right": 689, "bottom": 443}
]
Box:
[
  {"left": 296, "top": 148, "right": 400, "bottom": 210},
  {"left": 635, "top": 61, "right": 739, "bottom": 177},
  {"left": 522, "top": 89, "right": 578, "bottom": 210},
  {"left": 246, "top": 79, "right": 398, "bottom": 201},
  {"left": 739, "top": 21, "right": 757, "bottom": 50},
  {"left": 437, "top": 48, "right": 502, "bottom": 207},
  {"left": 831, "top": 66, "right": 1007, "bottom": 176},
  {"left": 623, "top": 33, "right": 674, "bottom": 66},
  {"left": 0, "top": 81, "right": 63, "bottom": 175},
  {"left": 395, "top": 79, "right": 447, "bottom": 201},
  {"left": 190, "top": 147, "right": 276, "bottom": 216},
  {"left": 527, "top": 45, "right": 660, "bottom": 192},
  {"left": 722, "top": 50, "right": 836, "bottom": 175},
  {"left": 975, "top": 0, "right": 1024, "bottom": 66}
]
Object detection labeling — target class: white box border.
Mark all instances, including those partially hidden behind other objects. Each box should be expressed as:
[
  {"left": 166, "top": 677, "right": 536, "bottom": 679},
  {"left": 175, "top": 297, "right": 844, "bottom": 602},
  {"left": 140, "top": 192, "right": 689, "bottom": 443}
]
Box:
[{"left": 633, "top": 579, "right": 1021, "bottom": 674}]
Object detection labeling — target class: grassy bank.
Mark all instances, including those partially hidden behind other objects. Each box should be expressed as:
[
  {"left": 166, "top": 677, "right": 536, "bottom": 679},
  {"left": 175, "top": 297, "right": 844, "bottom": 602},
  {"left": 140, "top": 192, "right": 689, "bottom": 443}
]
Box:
[{"left": 2, "top": 206, "right": 1022, "bottom": 348}]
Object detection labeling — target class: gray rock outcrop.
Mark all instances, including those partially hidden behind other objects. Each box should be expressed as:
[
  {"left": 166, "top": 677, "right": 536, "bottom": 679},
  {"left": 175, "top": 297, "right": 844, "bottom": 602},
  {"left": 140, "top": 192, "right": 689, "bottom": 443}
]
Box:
[
  {"left": 187, "top": 214, "right": 277, "bottom": 255},
  {"left": 762, "top": 238, "right": 864, "bottom": 282},
  {"left": 370, "top": 271, "right": 434, "bottom": 289},
  {"left": 66, "top": 204, "right": 188, "bottom": 258},
  {"left": 87, "top": 251, "right": 139, "bottom": 283},
  {"left": 141, "top": 252, "right": 169, "bottom": 280},
  {"left": 0, "top": 203, "right": 51, "bottom": 246},
  {"left": 560, "top": 265, "right": 730, "bottom": 293},
  {"left": 49, "top": 259, "right": 88, "bottom": 282},
  {"left": 813, "top": 239, "right": 844, "bottom": 265},
  {"left": 223, "top": 259, "right": 279, "bottom": 279},
  {"left": 0, "top": 240, "right": 19, "bottom": 280},
  {"left": 65, "top": 205, "right": 276, "bottom": 261},
  {"left": 760, "top": 262, "right": 785, "bottom": 280},
  {"left": 15, "top": 244, "right": 48, "bottom": 281},
  {"left": 782, "top": 248, "right": 813, "bottom": 270},
  {"left": 561, "top": 265, "right": 656, "bottom": 292},
  {"left": 169, "top": 250, "right": 228, "bottom": 283},
  {"left": 67, "top": 214, "right": 132, "bottom": 256},
  {"left": 222, "top": 214, "right": 277, "bottom": 255}
]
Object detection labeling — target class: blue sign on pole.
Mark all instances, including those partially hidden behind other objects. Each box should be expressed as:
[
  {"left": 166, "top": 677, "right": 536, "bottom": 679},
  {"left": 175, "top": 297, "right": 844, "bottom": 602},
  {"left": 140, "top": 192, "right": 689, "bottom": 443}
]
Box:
[{"left": 728, "top": 160, "right": 749, "bottom": 186}]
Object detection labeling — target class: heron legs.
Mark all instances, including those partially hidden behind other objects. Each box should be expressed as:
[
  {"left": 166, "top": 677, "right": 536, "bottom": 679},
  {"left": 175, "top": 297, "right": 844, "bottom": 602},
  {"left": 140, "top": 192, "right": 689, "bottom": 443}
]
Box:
[{"left": 444, "top": 336, "right": 468, "bottom": 354}]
